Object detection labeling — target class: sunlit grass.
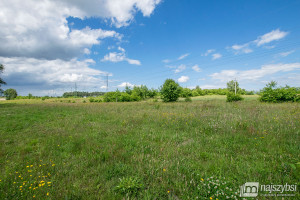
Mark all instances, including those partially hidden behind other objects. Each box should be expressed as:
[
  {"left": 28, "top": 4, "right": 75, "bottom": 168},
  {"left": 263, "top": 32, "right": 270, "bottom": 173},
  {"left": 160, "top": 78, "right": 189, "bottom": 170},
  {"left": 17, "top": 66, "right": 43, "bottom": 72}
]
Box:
[{"left": 0, "top": 97, "right": 299, "bottom": 199}]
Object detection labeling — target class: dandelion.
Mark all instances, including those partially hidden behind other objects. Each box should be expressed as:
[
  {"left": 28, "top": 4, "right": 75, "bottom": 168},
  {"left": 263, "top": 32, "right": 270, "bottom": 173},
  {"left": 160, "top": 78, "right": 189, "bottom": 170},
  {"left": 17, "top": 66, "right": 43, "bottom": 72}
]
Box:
[
  {"left": 201, "top": 178, "right": 204, "bottom": 181},
  {"left": 47, "top": 192, "right": 49, "bottom": 196},
  {"left": 167, "top": 190, "right": 170, "bottom": 193},
  {"left": 210, "top": 197, "right": 213, "bottom": 200},
  {"left": 163, "top": 168, "right": 166, "bottom": 172}
]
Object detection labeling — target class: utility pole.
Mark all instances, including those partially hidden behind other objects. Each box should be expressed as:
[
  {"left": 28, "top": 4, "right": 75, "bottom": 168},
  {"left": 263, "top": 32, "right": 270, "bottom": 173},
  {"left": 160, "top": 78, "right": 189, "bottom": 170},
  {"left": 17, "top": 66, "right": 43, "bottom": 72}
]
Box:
[
  {"left": 106, "top": 74, "right": 108, "bottom": 92},
  {"left": 75, "top": 82, "right": 77, "bottom": 97}
]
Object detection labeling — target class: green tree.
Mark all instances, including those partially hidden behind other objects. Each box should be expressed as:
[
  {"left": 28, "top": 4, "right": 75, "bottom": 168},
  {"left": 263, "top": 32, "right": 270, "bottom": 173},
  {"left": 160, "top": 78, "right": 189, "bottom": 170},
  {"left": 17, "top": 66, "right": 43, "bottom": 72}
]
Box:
[
  {"left": 0, "top": 64, "right": 6, "bottom": 94},
  {"left": 160, "top": 79, "right": 181, "bottom": 102},
  {"left": 227, "top": 80, "right": 240, "bottom": 94},
  {"left": 4, "top": 88, "right": 17, "bottom": 100}
]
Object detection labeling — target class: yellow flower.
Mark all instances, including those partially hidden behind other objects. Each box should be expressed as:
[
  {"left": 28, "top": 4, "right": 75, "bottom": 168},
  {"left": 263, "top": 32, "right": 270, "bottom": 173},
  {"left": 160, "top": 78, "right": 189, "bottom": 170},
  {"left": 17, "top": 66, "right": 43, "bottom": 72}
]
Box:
[
  {"left": 163, "top": 168, "right": 166, "bottom": 172},
  {"left": 26, "top": 166, "right": 29, "bottom": 168},
  {"left": 33, "top": 195, "right": 35, "bottom": 198},
  {"left": 201, "top": 178, "right": 204, "bottom": 181},
  {"left": 29, "top": 187, "right": 32, "bottom": 189},
  {"left": 20, "top": 186, "right": 23, "bottom": 188},
  {"left": 167, "top": 190, "right": 170, "bottom": 193},
  {"left": 47, "top": 182, "right": 51, "bottom": 184},
  {"left": 210, "top": 197, "right": 213, "bottom": 200},
  {"left": 47, "top": 192, "right": 49, "bottom": 196},
  {"left": 30, "top": 165, "right": 33, "bottom": 167},
  {"left": 52, "top": 164, "right": 55, "bottom": 167}
]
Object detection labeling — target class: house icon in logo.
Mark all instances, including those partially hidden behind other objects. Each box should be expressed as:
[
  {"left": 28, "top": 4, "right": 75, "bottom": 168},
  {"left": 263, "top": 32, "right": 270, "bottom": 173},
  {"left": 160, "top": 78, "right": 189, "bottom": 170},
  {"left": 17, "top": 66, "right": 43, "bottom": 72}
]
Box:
[{"left": 240, "top": 182, "right": 259, "bottom": 197}]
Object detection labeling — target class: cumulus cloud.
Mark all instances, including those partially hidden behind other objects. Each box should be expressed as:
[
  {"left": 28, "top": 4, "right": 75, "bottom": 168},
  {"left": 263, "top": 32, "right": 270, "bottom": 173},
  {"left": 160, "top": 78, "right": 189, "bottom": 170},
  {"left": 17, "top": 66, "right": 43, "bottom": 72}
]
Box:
[
  {"left": 118, "top": 82, "right": 135, "bottom": 87},
  {"left": 178, "top": 76, "right": 189, "bottom": 83},
  {"left": 212, "top": 53, "right": 222, "bottom": 60},
  {"left": 192, "top": 64, "right": 201, "bottom": 72},
  {"left": 0, "top": 56, "right": 109, "bottom": 95},
  {"left": 101, "top": 47, "right": 141, "bottom": 65},
  {"left": 0, "top": 0, "right": 160, "bottom": 60},
  {"left": 178, "top": 53, "right": 190, "bottom": 60},
  {"left": 210, "top": 63, "right": 300, "bottom": 82},
  {"left": 174, "top": 64, "right": 186, "bottom": 73}
]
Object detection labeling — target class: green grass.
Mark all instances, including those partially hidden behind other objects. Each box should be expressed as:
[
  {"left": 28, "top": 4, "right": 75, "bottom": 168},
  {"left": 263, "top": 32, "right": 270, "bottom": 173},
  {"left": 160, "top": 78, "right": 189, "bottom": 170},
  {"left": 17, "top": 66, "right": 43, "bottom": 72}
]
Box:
[{"left": 0, "top": 96, "right": 299, "bottom": 199}]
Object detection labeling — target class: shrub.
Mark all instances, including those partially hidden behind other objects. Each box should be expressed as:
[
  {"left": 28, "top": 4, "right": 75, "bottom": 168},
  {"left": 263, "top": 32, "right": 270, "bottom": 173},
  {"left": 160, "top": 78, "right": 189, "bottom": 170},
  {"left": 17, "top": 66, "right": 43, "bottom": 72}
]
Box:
[
  {"left": 181, "top": 88, "right": 193, "bottom": 97},
  {"left": 89, "top": 97, "right": 95, "bottom": 102},
  {"left": 259, "top": 81, "right": 300, "bottom": 102},
  {"left": 226, "top": 92, "right": 243, "bottom": 102},
  {"left": 4, "top": 88, "right": 17, "bottom": 100},
  {"left": 160, "top": 79, "right": 181, "bottom": 102}
]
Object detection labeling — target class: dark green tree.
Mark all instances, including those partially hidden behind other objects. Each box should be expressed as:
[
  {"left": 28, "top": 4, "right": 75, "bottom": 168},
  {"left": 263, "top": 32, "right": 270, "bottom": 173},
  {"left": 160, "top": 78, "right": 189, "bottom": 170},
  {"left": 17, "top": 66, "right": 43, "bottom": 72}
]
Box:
[
  {"left": 160, "top": 79, "right": 181, "bottom": 102},
  {"left": 4, "top": 88, "right": 17, "bottom": 100},
  {"left": 0, "top": 64, "right": 6, "bottom": 94}
]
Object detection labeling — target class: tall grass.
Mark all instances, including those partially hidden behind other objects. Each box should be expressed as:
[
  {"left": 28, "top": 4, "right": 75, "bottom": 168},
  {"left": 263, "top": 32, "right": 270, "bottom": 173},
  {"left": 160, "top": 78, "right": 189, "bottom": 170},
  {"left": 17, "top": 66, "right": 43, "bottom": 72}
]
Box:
[{"left": 0, "top": 97, "right": 299, "bottom": 199}]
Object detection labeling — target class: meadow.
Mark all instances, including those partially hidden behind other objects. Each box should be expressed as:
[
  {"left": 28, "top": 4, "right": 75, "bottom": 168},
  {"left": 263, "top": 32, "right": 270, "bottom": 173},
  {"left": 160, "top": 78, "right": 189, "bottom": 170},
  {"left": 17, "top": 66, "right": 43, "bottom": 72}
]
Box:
[{"left": 0, "top": 95, "right": 299, "bottom": 199}]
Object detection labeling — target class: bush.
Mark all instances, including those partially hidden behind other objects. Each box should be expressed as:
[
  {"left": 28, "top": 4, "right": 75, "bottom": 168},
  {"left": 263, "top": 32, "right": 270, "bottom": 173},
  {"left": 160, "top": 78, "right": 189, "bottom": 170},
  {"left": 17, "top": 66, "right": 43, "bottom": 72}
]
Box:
[
  {"left": 89, "top": 97, "right": 95, "bottom": 102},
  {"left": 160, "top": 79, "right": 181, "bottom": 102},
  {"left": 259, "top": 81, "right": 300, "bottom": 102},
  {"left": 4, "top": 88, "right": 17, "bottom": 100},
  {"left": 226, "top": 92, "right": 243, "bottom": 102}
]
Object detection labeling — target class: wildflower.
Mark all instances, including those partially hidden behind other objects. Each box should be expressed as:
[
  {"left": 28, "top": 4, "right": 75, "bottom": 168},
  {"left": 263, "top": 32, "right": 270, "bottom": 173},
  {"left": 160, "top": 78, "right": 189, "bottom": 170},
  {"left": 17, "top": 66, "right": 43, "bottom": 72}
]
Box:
[
  {"left": 29, "top": 187, "right": 31, "bottom": 189},
  {"left": 201, "top": 178, "right": 204, "bottom": 181},
  {"left": 52, "top": 164, "right": 55, "bottom": 167},
  {"left": 47, "top": 192, "right": 49, "bottom": 196},
  {"left": 33, "top": 195, "right": 35, "bottom": 198},
  {"left": 30, "top": 165, "right": 33, "bottom": 167},
  {"left": 163, "top": 168, "right": 166, "bottom": 172},
  {"left": 47, "top": 182, "right": 51, "bottom": 184},
  {"left": 13, "top": 182, "right": 16, "bottom": 184},
  {"left": 167, "top": 191, "right": 170, "bottom": 193},
  {"left": 26, "top": 166, "right": 29, "bottom": 168},
  {"left": 210, "top": 197, "right": 213, "bottom": 200}
]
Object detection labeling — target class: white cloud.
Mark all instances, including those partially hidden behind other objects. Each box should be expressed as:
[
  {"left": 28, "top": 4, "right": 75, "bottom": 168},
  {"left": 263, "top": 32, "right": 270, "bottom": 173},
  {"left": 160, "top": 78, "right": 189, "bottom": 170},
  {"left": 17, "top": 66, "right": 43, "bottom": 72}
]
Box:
[
  {"left": 202, "top": 49, "right": 215, "bottom": 56},
  {"left": 210, "top": 63, "right": 300, "bottom": 82},
  {"left": 0, "top": 0, "right": 160, "bottom": 60},
  {"left": 178, "top": 76, "right": 189, "bottom": 83},
  {"left": 254, "top": 29, "right": 288, "bottom": 46},
  {"left": 231, "top": 43, "right": 253, "bottom": 54},
  {"left": 174, "top": 64, "right": 186, "bottom": 73},
  {"left": 101, "top": 47, "right": 141, "bottom": 65},
  {"left": 192, "top": 64, "right": 201, "bottom": 72},
  {"left": 278, "top": 50, "right": 295, "bottom": 57},
  {"left": 162, "top": 59, "right": 171, "bottom": 63},
  {"left": 178, "top": 53, "right": 190, "bottom": 60},
  {"left": 0, "top": 56, "right": 109, "bottom": 95},
  {"left": 212, "top": 53, "right": 222, "bottom": 60},
  {"left": 83, "top": 48, "right": 91, "bottom": 55},
  {"left": 118, "top": 82, "right": 134, "bottom": 87},
  {"left": 230, "top": 29, "right": 288, "bottom": 54}
]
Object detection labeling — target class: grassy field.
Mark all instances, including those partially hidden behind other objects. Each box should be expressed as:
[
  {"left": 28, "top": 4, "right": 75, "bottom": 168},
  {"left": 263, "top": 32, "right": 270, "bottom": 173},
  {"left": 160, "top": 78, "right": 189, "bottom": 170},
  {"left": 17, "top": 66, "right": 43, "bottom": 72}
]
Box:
[{"left": 0, "top": 96, "right": 299, "bottom": 199}]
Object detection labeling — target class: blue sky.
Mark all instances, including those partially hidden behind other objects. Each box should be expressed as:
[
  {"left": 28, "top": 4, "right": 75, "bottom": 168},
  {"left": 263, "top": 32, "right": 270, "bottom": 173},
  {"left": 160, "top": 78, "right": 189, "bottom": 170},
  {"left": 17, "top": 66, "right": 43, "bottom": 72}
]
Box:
[{"left": 0, "top": 0, "right": 300, "bottom": 95}]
